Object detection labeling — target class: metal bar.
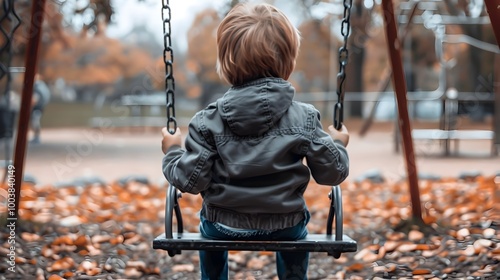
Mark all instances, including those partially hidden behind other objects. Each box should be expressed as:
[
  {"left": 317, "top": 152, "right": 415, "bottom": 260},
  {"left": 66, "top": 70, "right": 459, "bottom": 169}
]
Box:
[
  {"left": 399, "top": 1, "right": 437, "bottom": 11},
  {"left": 495, "top": 55, "right": 500, "bottom": 151},
  {"left": 483, "top": 1, "right": 498, "bottom": 153},
  {"left": 443, "top": 34, "right": 500, "bottom": 54},
  {"left": 381, "top": 0, "right": 422, "bottom": 221},
  {"left": 485, "top": 0, "right": 500, "bottom": 47},
  {"left": 294, "top": 91, "right": 493, "bottom": 102},
  {"left": 9, "top": 67, "right": 26, "bottom": 73},
  {"left": 398, "top": 15, "right": 492, "bottom": 25},
  {"left": 12, "top": 0, "right": 47, "bottom": 220},
  {"left": 117, "top": 90, "right": 494, "bottom": 103}
]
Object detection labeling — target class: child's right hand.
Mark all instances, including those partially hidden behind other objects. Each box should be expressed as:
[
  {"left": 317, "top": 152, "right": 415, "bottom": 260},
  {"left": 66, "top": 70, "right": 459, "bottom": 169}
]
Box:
[
  {"left": 328, "top": 124, "right": 349, "bottom": 147},
  {"left": 161, "top": 127, "right": 182, "bottom": 154}
]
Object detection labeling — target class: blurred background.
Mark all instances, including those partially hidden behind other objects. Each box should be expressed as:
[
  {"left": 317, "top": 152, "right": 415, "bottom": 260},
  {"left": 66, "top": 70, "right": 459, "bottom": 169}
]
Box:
[
  {"left": 0, "top": 0, "right": 499, "bottom": 186},
  {"left": 0, "top": 2, "right": 499, "bottom": 278}
]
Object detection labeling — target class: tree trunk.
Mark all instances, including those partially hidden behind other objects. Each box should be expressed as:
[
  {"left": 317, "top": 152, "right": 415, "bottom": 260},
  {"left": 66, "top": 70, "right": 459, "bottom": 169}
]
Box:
[
  {"left": 495, "top": 55, "right": 500, "bottom": 150},
  {"left": 346, "top": 0, "right": 367, "bottom": 117},
  {"left": 485, "top": 0, "right": 500, "bottom": 149},
  {"left": 346, "top": 42, "right": 364, "bottom": 117}
]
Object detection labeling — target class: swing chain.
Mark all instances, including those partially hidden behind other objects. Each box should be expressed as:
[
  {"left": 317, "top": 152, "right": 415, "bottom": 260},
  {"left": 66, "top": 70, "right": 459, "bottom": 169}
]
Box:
[
  {"left": 162, "top": 0, "right": 177, "bottom": 134},
  {"left": 334, "top": 0, "right": 353, "bottom": 130}
]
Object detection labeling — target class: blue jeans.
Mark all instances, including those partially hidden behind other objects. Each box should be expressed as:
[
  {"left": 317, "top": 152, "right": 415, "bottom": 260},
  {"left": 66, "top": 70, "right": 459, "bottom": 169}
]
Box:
[{"left": 199, "top": 212, "right": 310, "bottom": 280}]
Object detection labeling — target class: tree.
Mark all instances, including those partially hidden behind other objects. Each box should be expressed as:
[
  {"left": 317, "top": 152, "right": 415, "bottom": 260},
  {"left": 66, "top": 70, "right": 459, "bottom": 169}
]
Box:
[
  {"left": 58, "top": 0, "right": 114, "bottom": 33},
  {"left": 345, "top": 0, "right": 373, "bottom": 117},
  {"left": 295, "top": 19, "right": 335, "bottom": 93},
  {"left": 186, "top": 8, "right": 226, "bottom": 109}
]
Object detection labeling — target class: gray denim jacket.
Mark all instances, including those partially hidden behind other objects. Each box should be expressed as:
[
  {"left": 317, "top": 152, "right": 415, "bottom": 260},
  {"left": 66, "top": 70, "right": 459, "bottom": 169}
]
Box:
[{"left": 163, "top": 78, "right": 349, "bottom": 230}]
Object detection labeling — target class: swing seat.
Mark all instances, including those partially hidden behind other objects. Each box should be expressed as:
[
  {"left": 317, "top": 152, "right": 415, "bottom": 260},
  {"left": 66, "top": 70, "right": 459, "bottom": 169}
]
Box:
[
  {"left": 153, "top": 185, "right": 357, "bottom": 259},
  {"left": 153, "top": 232, "right": 357, "bottom": 257}
]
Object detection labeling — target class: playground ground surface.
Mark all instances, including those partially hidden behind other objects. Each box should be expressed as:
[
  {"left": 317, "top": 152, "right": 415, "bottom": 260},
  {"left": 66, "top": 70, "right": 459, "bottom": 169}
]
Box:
[
  {"left": 9, "top": 118, "right": 499, "bottom": 187},
  {"left": 1, "top": 119, "right": 499, "bottom": 279}
]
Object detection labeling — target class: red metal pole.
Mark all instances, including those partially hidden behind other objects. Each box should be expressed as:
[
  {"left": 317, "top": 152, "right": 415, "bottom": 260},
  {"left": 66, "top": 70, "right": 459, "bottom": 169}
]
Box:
[
  {"left": 484, "top": 2, "right": 500, "bottom": 153},
  {"left": 485, "top": 1, "right": 500, "bottom": 47},
  {"left": 381, "top": 0, "right": 422, "bottom": 221},
  {"left": 495, "top": 55, "right": 500, "bottom": 151},
  {"left": 12, "top": 0, "right": 47, "bottom": 220}
]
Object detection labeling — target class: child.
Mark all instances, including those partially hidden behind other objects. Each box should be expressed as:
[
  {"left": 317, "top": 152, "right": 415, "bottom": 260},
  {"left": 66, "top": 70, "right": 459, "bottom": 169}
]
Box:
[
  {"left": 161, "top": 3, "right": 349, "bottom": 279},
  {"left": 30, "top": 74, "right": 51, "bottom": 144}
]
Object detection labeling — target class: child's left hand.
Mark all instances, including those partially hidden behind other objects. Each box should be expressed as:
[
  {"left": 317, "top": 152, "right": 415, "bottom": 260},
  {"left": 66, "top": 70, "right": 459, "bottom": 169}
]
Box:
[{"left": 161, "top": 127, "right": 182, "bottom": 154}]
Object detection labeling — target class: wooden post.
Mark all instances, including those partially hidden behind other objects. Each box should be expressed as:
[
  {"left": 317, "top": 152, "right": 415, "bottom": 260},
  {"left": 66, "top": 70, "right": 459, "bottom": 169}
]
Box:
[
  {"left": 485, "top": 1, "right": 500, "bottom": 152},
  {"left": 485, "top": 1, "right": 500, "bottom": 47},
  {"left": 381, "top": 0, "right": 422, "bottom": 221},
  {"left": 12, "top": 0, "right": 46, "bottom": 220},
  {"left": 495, "top": 55, "right": 500, "bottom": 153}
]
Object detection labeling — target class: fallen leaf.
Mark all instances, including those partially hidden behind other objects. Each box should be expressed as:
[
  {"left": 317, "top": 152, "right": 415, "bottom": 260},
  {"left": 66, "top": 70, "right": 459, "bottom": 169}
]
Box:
[
  {"left": 21, "top": 232, "right": 41, "bottom": 242},
  {"left": 74, "top": 235, "right": 89, "bottom": 247},
  {"left": 127, "top": 260, "right": 147, "bottom": 270},
  {"left": 398, "top": 243, "right": 418, "bottom": 252},
  {"left": 408, "top": 230, "right": 424, "bottom": 241},
  {"left": 413, "top": 268, "right": 432, "bottom": 275},
  {"left": 347, "top": 263, "right": 364, "bottom": 272},
  {"left": 483, "top": 228, "right": 495, "bottom": 238},
  {"left": 456, "top": 228, "right": 470, "bottom": 240},
  {"left": 60, "top": 215, "right": 84, "bottom": 227},
  {"left": 172, "top": 264, "right": 195, "bottom": 272}
]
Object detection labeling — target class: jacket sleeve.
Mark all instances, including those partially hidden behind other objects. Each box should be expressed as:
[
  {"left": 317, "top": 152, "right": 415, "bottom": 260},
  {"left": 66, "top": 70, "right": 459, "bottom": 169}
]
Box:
[
  {"left": 162, "top": 113, "right": 217, "bottom": 194},
  {"left": 305, "top": 112, "right": 349, "bottom": 186}
]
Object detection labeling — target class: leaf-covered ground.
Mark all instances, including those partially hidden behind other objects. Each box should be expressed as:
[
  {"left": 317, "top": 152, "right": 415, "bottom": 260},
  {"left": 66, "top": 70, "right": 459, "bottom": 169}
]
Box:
[{"left": 1, "top": 175, "right": 499, "bottom": 279}]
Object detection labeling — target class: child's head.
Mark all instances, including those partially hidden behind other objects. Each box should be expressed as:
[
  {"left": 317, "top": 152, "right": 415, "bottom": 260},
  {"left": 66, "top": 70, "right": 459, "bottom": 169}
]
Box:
[{"left": 216, "top": 3, "right": 301, "bottom": 86}]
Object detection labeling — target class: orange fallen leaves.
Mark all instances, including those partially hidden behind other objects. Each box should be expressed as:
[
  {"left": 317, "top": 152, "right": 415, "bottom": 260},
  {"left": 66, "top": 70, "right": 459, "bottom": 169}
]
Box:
[
  {"left": 0, "top": 174, "right": 498, "bottom": 278},
  {"left": 20, "top": 232, "right": 42, "bottom": 242},
  {"left": 77, "top": 260, "right": 101, "bottom": 276},
  {"left": 47, "top": 256, "right": 75, "bottom": 272},
  {"left": 412, "top": 268, "right": 432, "bottom": 275},
  {"left": 347, "top": 262, "right": 365, "bottom": 272},
  {"left": 408, "top": 230, "right": 424, "bottom": 241},
  {"left": 48, "top": 275, "right": 65, "bottom": 280}
]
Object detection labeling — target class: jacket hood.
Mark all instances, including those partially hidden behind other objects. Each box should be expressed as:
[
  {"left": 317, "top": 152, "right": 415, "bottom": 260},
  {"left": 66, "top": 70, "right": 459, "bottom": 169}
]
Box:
[{"left": 218, "top": 78, "right": 294, "bottom": 136}]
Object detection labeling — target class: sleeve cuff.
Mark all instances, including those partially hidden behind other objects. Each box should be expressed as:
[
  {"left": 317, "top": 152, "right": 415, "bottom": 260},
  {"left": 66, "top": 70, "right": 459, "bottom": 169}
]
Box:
[
  {"left": 334, "top": 139, "right": 346, "bottom": 147},
  {"left": 166, "top": 145, "right": 182, "bottom": 154}
]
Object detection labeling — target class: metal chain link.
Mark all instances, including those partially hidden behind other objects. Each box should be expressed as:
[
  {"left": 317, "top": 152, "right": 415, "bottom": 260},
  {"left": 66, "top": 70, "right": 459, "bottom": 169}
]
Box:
[
  {"left": 0, "top": 0, "right": 21, "bottom": 181},
  {"left": 0, "top": 0, "right": 21, "bottom": 91},
  {"left": 0, "top": 0, "right": 20, "bottom": 142},
  {"left": 162, "top": 0, "right": 176, "bottom": 134},
  {"left": 334, "top": 0, "right": 353, "bottom": 130}
]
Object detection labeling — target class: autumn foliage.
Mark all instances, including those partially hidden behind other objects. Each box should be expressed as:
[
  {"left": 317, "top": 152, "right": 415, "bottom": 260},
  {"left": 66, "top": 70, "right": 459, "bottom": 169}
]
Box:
[{"left": 1, "top": 174, "right": 498, "bottom": 278}]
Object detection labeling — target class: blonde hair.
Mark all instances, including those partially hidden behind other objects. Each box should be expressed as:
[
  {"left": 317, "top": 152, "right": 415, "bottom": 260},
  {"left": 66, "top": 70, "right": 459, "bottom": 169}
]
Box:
[{"left": 216, "top": 3, "right": 301, "bottom": 86}]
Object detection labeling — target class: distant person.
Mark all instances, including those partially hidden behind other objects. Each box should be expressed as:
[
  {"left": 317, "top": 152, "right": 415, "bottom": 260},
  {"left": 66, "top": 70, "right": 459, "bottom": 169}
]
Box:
[
  {"left": 161, "top": 3, "right": 350, "bottom": 279},
  {"left": 30, "top": 74, "right": 51, "bottom": 144}
]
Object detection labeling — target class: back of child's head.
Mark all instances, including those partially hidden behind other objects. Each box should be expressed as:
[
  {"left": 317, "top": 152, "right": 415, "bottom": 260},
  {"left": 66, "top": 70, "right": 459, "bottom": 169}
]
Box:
[{"left": 216, "top": 3, "right": 301, "bottom": 86}]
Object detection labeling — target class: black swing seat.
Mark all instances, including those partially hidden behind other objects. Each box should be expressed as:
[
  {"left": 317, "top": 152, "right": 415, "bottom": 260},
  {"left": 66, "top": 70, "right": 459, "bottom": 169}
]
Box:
[
  {"left": 153, "top": 185, "right": 357, "bottom": 259},
  {"left": 153, "top": 232, "right": 357, "bottom": 256}
]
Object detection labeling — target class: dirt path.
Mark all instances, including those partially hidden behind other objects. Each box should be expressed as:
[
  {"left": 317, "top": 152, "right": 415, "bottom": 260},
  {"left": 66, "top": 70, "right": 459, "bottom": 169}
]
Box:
[{"left": 2, "top": 120, "right": 498, "bottom": 187}]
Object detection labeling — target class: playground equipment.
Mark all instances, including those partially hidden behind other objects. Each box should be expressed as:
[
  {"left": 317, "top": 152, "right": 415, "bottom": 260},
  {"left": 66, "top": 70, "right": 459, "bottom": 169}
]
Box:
[{"left": 396, "top": 0, "right": 500, "bottom": 156}]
